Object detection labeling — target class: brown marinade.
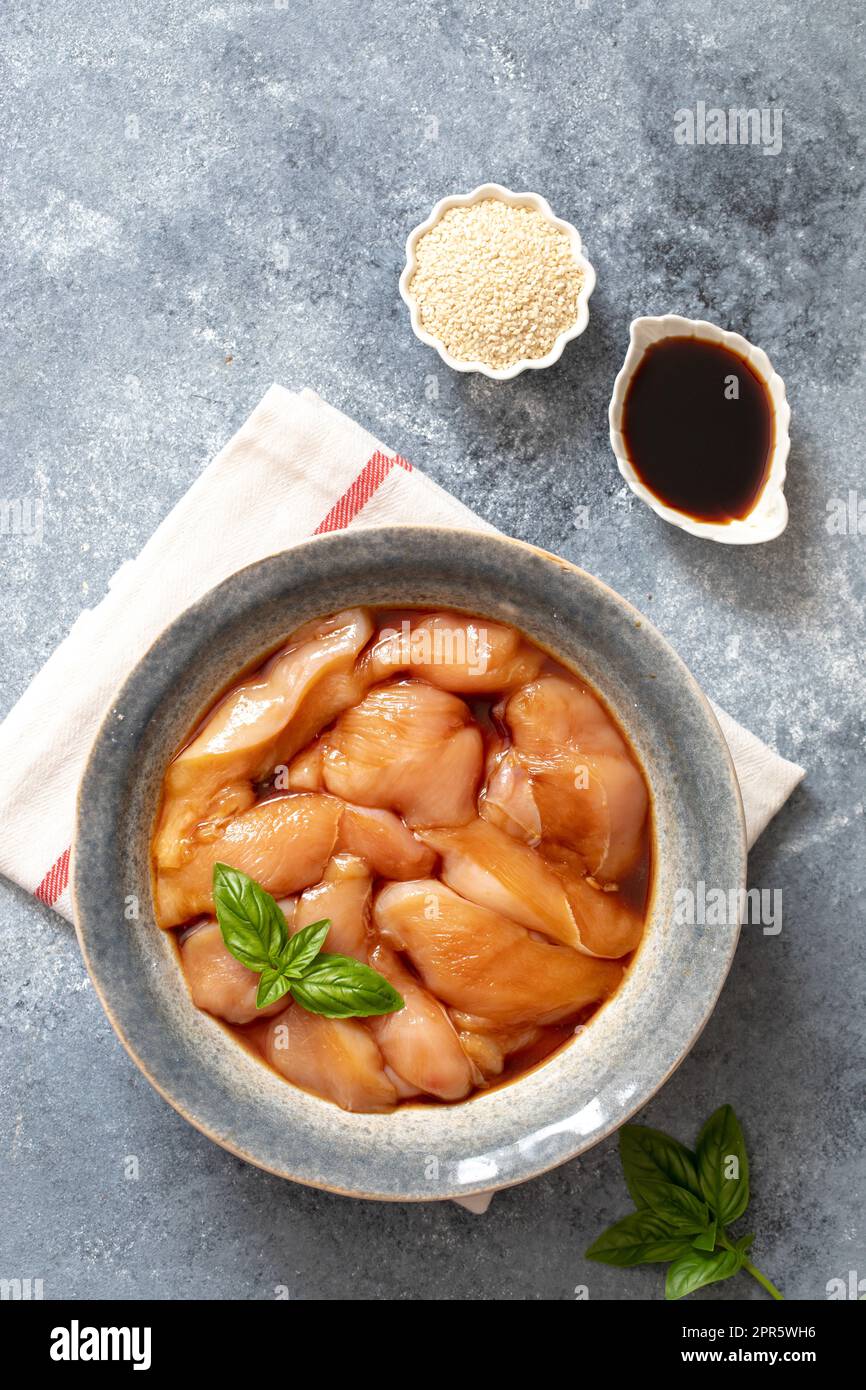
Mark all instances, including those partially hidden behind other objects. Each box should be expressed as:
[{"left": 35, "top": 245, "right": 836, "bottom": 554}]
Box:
[{"left": 622, "top": 336, "right": 774, "bottom": 523}]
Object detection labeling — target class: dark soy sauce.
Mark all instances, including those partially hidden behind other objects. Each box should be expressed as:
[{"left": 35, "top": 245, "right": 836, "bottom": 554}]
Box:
[{"left": 622, "top": 336, "right": 774, "bottom": 523}]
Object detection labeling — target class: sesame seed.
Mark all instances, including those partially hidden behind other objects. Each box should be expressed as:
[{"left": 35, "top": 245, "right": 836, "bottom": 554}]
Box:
[{"left": 407, "top": 198, "right": 584, "bottom": 369}]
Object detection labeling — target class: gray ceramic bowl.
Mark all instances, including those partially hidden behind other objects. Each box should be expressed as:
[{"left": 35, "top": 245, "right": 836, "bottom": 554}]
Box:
[{"left": 73, "top": 527, "right": 746, "bottom": 1201}]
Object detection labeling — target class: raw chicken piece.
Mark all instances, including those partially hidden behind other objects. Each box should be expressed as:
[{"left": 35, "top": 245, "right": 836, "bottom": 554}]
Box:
[
  {"left": 479, "top": 746, "right": 542, "bottom": 843},
  {"left": 484, "top": 676, "right": 648, "bottom": 882},
  {"left": 359, "top": 613, "right": 543, "bottom": 694},
  {"left": 449, "top": 1010, "right": 543, "bottom": 1081},
  {"left": 368, "top": 944, "right": 476, "bottom": 1101},
  {"left": 284, "top": 741, "right": 324, "bottom": 791},
  {"left": 507, "top": 677, "right": 628, "bottom": 757},
  {"left": 262, "top": 1004, "right": 397, "bottom": 1113},
  {"left": 337, "top": 803, "right": 436, "bottom": 879},
  {"left": 155, "top": 793, "right": 341, "bottom": 928},
  {"left": 457, "top": 1029, "right": 505, "bottom": 1079},
  {"left": 154, "top": 609, "right": 372, "bottom": 870},
  {"left": 180, "top": 919, "right": 289, "bottom": 1024},
  {"left": 385, "top": 1069, "right": 424, "bottom": 1100},
  {"left": 294, "top": 854, "right": 371, "bottom": 962},
  {"left": 375, "top": 881, "right": 623, "bottom": 1026},
  {"left": 485, "top": 750, "right": 634, "bottom": 875},
  {"left": 542, "top": 845, "right": 645, "bottom": 958},
  {"left": 321, "top": 681, "right": 483, "bottom": 827},
  {"left": 416, "top": 819, "right": 583, "bottom": 951}
]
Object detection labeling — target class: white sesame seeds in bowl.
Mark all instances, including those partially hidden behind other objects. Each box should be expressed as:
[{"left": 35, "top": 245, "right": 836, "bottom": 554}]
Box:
[{"left": 399, "top": 183, "right": 596, "bottom": 381}]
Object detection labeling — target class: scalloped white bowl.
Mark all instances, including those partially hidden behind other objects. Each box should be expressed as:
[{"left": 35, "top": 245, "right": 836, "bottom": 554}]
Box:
[
  {"left": 399, "top": 183, "right": 596, "bottom": 381},
  {"left": 608, "top": 315, "right": 790, "bottom": 544}
]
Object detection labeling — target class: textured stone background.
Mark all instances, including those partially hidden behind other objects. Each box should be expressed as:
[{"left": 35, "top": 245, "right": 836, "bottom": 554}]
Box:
[{"left": 1, "top": 1, "right": 863, "bottom": 1301}]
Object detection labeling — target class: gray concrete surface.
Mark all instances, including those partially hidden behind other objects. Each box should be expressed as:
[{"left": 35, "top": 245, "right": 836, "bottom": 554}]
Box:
[{"left": 1, "top": 0, "right": 864, "bottom": 1301}]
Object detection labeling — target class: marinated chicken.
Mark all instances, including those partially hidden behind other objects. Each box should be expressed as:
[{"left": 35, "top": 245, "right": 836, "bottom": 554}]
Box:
[
  {"left": 482, "top": 675, "right": 649, "bottom": 882},
  {"left": 262, "top": 1005, "right": 398, "bottom": 1113},
  {"left": 180, "top": 919, "right": 290, "bottom": 1024},
  {"left": 293, "top": 853, "right": 371, "bottom": 962},
  {"left": 374, "top": 881, "right": 623, "bottom": 1026},
  {"left": 359, "top": 613, "right": 543, "bottom": 693},
  {"left": 369, "top": 944, "right": 477, "bottom": 1101},
  {"left": 416, "top": 818, "right": 583, "bottom": 950},
  {"left": 337, "top": 803, "right": 437, "bottom": 880},
  {"left": 154, "top": 609, "right": 372, "bottom": 872},
  {"left": 321, "top": 680, "right": 484, "bottom": 827},
  {"left": 155, "top": 792, "right": 342, "bottom": 928},
  {"left": 154, "top": 608, "right": 651, "bottom": 1112}
]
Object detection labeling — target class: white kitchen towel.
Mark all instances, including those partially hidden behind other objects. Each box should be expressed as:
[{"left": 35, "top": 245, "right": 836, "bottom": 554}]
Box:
[{"left": 0, "top": 387, "right": 804, "bottom": 1207}]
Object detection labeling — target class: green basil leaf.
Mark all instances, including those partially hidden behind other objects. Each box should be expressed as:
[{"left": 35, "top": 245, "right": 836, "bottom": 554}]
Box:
[
  {"left": 213, "top": 863, "right": 289, "bottom": 971},
  {"left": 280, "top": 919, "right": 330, "bottom": 978},
  {"left": 696, "top": 1104, "right": 750, "bottom": 1225},
  {"left": 734, "top": 1232, "right": 755, "bottom": 1254},
  {"left": 631, "top": 1179, "right": 711, "bottom": 1233},
  {"left": 665, "top": 1246, "right": 744, "bottom": 1301},
  {"left": 585, "top": 1210, "right": 695, "bottom": 1267},
  {"left": 692, "top": 1220, "right": 718, "bottom": 1252},
  {"left": 290, "top": 953, "right": 405, "bottom": 1019},
  {"left": 619, "top": 1125, "right": 703, "bottom": 1205},
  {"left": 256, "top": 968, "right": 293, "bottom": 1010}
]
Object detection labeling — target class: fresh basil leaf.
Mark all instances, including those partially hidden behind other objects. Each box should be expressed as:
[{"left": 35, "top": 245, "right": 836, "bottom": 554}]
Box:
[
  {"left": 665, "top": 1247, "right": 744, "bottom": 1301},
  {"left": 619, "top": 1125, "right": 703, "bottom": 1205},
  {"left": 290, "top": 953, "right": 405, "bottom": 1019},
  {"left": 734, "top": 1232, "right": 755, "bottom": 1254},
  {"left": 213, "top": 863, "right": 288, "bottom": 971},
  {"left": 256, "top": 967, "right": 293, "bottom": 1010},
  {"left": 585, "top": 1210, "right": 694, "bottom": 1267},
  {"left": 696, "top": 1104, "right": 750, "bottom": 1225},
  {"left": 280, "top": 919, "right": 330, "bottom": 978},
  {"left": 631, "top": 1179, "right": 711, "bottom": 1234},
  {"left": 692, "top": 1221, "right": 718, "bottom": 1252}
]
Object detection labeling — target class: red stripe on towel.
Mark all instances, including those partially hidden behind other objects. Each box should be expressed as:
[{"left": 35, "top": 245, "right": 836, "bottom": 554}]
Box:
[
  {"left": 313, "top": 450, "right": 412, "bottom": 534},
  {"left": 38, "top": 449, "right": 414, "bottom": 912},
  {"left": 35, "top": 846, "right": 71, "bottom": 906}
]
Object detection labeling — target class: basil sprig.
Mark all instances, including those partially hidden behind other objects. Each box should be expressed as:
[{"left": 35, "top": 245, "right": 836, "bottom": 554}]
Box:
[
  {"left": 212, "top": 863, "right": 404, "bottom": 1018},
  {"left": 586, "top": 1105, "right": 784, "bottom": 1300}
]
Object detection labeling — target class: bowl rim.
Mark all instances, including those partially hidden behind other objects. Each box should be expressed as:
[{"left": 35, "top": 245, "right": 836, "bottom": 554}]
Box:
[
  {"left": 72, "top": 526, "right": 746, "bottom": 1200},
  {"left": 608, "top": 314, "right": 791, "bottom": 545},
  {"left": 398, "top": 183, "right": 597, "bottom": 381}
]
